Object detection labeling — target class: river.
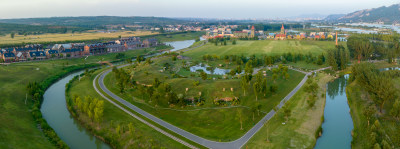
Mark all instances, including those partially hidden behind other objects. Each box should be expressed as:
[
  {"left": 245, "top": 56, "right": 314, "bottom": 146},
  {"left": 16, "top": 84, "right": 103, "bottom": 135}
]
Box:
[
  {"left": 40, "top": 39, "right": 198, "bottom": 149},
  {"left": 41, "top": 71, "right": 110, "bottom": 149},
  {"left": 314, "top": 74, "right": 353, "bottom": 149}
]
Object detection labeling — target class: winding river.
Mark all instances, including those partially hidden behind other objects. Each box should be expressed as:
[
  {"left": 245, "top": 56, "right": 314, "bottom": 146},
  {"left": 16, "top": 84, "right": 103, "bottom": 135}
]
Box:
[
  {"left": 315, "top": 74, "right": 353, "bottom": 149},
  {"left": 40, "top": 39, "right": 198, "bottom": 149},
  {"left": 41, "top": 71, "right": 110, "bottom": 149}
]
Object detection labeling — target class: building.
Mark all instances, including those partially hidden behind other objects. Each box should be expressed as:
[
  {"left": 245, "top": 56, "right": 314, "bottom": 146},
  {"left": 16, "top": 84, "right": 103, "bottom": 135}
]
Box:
[
  {"left": 62, "top": 49, "right": 84, "bottom": 58},
  {"left": 2, "top": 52, "right": 15, "bottom": 62},
  {"left": 106, "top": 44, "right": 126, "bottom": 53},
  {"left": 275, "top": 24, "right": 286, "bottom": 40},
  {"left": 143, "top": 38, "right": 159, "bottom": 47},
  {"left": 250, "top": 25, "right": 255, "bottom": 38},
  {"left": 28, "top": 51, "right": 46, "bottom": 60},
  {"left": 84, "top": 43, "right": 106, "bottom": 55},
  {"left": 234, "top": 31, "right": 249, "bottom": 38},
  {"left": 15, "top": 52, "right": 28, "bottom": 61},
  {"left": 46, "top": 50, "right": 59, "bottom": 58}
]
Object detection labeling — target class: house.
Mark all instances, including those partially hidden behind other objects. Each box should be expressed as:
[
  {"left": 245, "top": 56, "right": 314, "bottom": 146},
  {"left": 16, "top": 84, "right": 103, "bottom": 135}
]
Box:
[
  {"left": 106, "top": 44, "right": 126, "bottom": 53},
  {"left": 84, "top": 43, "right": 106, "bottom": 55},
  {"left": 234, "top": 31, "right": 249, "bottom": 38},
  {"left": 52, "top": 44, "right": 72, "bottom": 51},
  {"left": 62, "top": 49, "right": 84, "bottom": 58},
  {"left": 46, "top": 50, "right": 59, "bottom": 58},
  {"left": 143, "top": 38, "right": 158, "bottom": 47},
  {"left": 2, "top": 52, "right": 15, "bottom": 62},
  {"left": 16, "top": 52, "right": 28, "bottom": 61},
  {"left": 28, "top": 51, "right": 46, "bottom": 60},
  {"left": 124, "top": 41, "right": 141, "bottom": 49}
]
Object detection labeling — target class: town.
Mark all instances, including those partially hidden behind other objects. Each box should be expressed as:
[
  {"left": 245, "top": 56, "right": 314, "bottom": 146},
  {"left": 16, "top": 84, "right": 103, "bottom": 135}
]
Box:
[
  {"left": 205, "top": 24, "right": 338, "bottom": 40},
  {"left": 0, "top": 37, "right": 159, "bottom": 63}
]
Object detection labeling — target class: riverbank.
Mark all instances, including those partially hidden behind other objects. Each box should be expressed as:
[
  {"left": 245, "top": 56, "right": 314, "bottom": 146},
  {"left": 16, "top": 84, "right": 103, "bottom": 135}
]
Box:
[
  {"left": 245, "top": 72, "right": 334, "bottom": 148},
  {"left": 346, "top": 72, "right": 400, "bottom": 148},
  {"left": 65, "top": 69, "right": 188, "bottom": 148}
]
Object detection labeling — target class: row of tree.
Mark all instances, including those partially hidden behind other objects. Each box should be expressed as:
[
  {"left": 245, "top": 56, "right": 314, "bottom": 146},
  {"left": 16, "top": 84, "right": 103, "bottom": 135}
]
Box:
[
  {"left": 72, "top": 95, "right": 104, "bottom": 123},
  {"left": 347, "top": 35, "right": 400, "bottom": 63}
]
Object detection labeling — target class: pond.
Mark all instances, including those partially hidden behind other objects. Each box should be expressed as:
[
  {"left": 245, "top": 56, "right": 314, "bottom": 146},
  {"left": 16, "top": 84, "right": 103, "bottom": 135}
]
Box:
[
  {"left": 190, "top": 63, "right": 231, "bottom": 75},
  {"left": 314, "top": 74, "right": 353, "bottom": 149}
]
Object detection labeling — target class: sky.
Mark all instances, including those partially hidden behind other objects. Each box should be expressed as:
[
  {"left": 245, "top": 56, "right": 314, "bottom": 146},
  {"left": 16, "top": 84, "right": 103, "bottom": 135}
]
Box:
[{"left": 0, "top": 0, "right": 399, "bottom": 19}]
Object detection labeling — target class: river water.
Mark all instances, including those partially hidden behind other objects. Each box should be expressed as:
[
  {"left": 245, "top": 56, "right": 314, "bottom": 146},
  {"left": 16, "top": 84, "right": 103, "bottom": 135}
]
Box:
[
  {"left": 40, "top": 39, "right": 198, "bottom": 149},
  {"left": 41, "top": 71, "right": 110, "bottom": 149},
  {"left": 314, "top": 74, "right": 353, "bottom": 149}
]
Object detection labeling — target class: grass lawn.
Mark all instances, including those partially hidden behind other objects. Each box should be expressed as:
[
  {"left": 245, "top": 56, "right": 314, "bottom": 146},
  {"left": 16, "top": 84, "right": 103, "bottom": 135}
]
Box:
[
  {"left": 0, "top": 30, "right": 157, "bottom": 45},
  {"left": 103, "top": 56, "right": 305, "bottom": 141},
  {"left": 182, "top": 40, "right": 338, "bottom": 60},
  {"left": 155, "top": 31, "right": 204, "bottom": 42},
  {"left": 0, "top": 41, "right": 173, "bottom": 148},
  {"left": 66, "top": 69, "right": 189, "bottom": 149},
  {"left": 245, "top": 72, "right": 334, "bottom": 148}
]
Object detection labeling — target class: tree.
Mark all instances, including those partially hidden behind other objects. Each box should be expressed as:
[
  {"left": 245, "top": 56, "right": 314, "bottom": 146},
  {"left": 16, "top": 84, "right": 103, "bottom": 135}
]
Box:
[
  {"left": 256, "top": 103, "right": 262, "bottom": 116},
  {"left": 232, "top": 40, "right": 237, "bottom": 45},
  {"left": 200, "top": 71, "right": 207, "bottom": 80},
  {"left": 253, "top": 82, "right": 261, "bottom": 101},
  {"left": 94, "top": 100, "right": 104, "bottom": 123},
  {"left": 364, "top": 105, "right": 376, "bottom": 126},
  {"left": 10, "top": 33, "right": 15, "bottom": 38},
  {"left": 128, "top": 122, "right": 135, "bottom": 135},
  {"left": 283, "top": 106, "right": 291, "bottom": 122},
  {"left": 390, "top": 99, "right": 400, "bottom": 119},
  {"left": 229, "top": 69, "right": 236, "bottom": 77},
  {"left": 245, "top": 60, "right": 253, "bottom": 74},
  {"left": 240, "top": 76, "right": 248, "bottom": 96},
  {"left": 236, "top": 109, "right": 243, "bottom": 130}
]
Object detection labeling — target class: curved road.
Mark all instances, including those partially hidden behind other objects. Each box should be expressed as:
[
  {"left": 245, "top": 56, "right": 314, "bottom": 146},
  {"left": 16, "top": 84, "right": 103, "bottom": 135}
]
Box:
[{"left": 95, "top": 65, "right": 332, "bottom": 148}]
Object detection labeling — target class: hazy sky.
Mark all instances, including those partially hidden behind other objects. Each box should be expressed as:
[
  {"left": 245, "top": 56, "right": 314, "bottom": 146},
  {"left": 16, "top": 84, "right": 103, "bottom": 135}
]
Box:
[{"left": 0, "top": 0, "right": 399, "bottom": 19}]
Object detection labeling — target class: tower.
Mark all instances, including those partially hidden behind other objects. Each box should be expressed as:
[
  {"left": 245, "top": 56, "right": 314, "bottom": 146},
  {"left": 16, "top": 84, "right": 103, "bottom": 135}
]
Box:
[
  {"left": 281, "top": 24, "right": 285, "bottom": 35},
  {"left": 250, "top": 25, "right": 255, "bottom": 38},
  {"left": 335, "top": 31, "right": 338, "bottom": 46}
]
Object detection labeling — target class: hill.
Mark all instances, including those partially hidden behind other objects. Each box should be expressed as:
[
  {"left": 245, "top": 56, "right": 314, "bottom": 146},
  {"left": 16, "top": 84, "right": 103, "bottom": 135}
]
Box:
[
  {"left": 0, "top": 23, "right": 89, "bottom": 35},
  {"left": 325, "top": 3, "right": 400, "bottom": 23},
  {"left": 0, "top": 16, "right": 187, "bottom": 28}
]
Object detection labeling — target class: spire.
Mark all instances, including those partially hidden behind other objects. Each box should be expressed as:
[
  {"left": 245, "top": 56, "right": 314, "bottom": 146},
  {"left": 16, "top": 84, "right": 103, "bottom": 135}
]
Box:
[{"left": 335, "top": 31, "right": 338, "bottom": 46}]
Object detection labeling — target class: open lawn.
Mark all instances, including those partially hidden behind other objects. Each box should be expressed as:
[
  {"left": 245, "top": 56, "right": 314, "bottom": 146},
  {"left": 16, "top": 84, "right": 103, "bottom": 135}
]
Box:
[
  {"left": 245, "top": 72, "right": 334, "bottom": 148},
  {"left": 155, "top": 31, "right": 205, "bottom": 42},
  {"left": 0, "top": 42, "right": 172, "bottom": 148},
  {"left": 0, "top": 30, "right": 157, "bottom": 45},
  {"left": 182, "top": 40, "right": 338, "bottom": 60},
  {"left": 103, "top": 56, "right": 305, "bottom": 141}
]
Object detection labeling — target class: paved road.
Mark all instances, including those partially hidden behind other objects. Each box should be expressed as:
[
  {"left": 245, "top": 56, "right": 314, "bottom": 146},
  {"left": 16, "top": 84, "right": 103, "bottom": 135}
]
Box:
[{"left": 95, "top": 65, "right": 331, "bottom": 148}]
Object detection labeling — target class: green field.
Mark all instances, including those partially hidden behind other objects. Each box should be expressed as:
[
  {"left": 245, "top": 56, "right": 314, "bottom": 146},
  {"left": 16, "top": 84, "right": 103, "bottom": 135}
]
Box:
[
  {"left": 0, "top": 41, "right": 178, "bottom": 148},
  {"left": 245, "top": 73, "right": 333, "bottom": 148},
  {"left": 155, "top": 31, "right": 204, "bottom": 42},
  {"left": 104, "top": 56, "right": 305, "bottom": 141},
  {"left": 182, "top": 40, "right": 337, "bottom": 60}
]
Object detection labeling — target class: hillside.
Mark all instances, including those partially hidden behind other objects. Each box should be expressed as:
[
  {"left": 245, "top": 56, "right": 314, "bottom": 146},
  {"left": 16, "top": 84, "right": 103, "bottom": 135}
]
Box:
[
  {"left": 0, "top": 23, "right": 89, "bottom": 35},
  {"left": 325, "top": 3, "right": 400, "bottom": 23},
  {"left": 0, "top": 16, "right": 187, "bottom": 28}
]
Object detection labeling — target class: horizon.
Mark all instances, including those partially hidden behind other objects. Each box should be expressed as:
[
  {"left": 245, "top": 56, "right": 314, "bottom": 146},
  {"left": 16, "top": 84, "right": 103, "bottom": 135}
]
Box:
[{"left": 0, "top": 0, "right": 399, "bottom": 19}]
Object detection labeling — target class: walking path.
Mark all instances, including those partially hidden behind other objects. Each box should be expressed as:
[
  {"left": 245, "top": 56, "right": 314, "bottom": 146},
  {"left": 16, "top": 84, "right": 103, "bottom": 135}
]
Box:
[
  {"left": 95, "top": 65, "right": 331, "bottom": 148},
  {"left": 93, "top": 39, "right": 332, "bottom": 148}
]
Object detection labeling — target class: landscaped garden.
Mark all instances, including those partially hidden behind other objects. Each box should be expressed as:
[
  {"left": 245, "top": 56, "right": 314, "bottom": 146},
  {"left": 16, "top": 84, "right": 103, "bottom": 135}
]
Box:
[{"left": 103, "top": 51, "right": 306, "bottom": 141}]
